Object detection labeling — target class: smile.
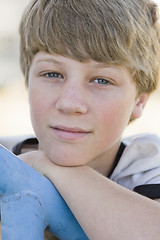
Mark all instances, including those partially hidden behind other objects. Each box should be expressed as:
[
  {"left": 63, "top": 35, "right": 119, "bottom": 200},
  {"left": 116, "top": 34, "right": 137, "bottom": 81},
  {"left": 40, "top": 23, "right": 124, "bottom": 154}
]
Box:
[{"left": 51, "top": 125, "right": 91, "bottom": 141}]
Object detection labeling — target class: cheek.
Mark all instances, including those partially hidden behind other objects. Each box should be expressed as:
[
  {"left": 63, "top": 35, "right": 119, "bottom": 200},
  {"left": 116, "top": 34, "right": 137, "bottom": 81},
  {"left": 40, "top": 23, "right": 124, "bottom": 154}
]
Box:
[
  {"left": 95, "top": 98, "right": 134, "bottom": 137},
  {"left": 29, "top": 87, "right": 49, "bottom": 130}
]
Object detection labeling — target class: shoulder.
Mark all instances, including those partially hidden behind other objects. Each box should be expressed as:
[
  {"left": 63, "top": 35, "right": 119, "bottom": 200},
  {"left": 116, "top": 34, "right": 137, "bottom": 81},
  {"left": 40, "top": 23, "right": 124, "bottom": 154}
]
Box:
[
  {"left": 110, "top": 133, "right": 160, "bottom": 190},
  {"left": 123, "top": 133, "right": 160, "bottom": 151},
  {"left": 123, "top": 133, "right": 160, "bottom": 162}
]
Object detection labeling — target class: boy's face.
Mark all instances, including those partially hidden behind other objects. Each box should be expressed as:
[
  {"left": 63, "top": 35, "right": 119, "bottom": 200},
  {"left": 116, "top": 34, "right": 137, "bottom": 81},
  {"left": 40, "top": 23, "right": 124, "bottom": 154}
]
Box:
[{"left": 28, "top": 52, "right": 144, "bottom": 171}]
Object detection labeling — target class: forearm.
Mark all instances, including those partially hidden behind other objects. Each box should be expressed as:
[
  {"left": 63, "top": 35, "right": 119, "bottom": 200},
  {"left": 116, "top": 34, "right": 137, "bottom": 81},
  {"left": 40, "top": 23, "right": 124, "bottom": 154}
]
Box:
[
  {"left": 19, "top": 151, "right": 160, "bottom": 239},
  {"left": 46, "top": 165, "right": 160, "bottom": 240}
]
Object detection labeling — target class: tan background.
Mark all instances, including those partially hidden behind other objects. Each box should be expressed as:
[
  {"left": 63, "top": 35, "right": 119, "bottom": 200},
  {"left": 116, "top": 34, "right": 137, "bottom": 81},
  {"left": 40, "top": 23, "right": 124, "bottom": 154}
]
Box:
[{"left": 0, "top": 0, "right": 160, "bottom": 138}]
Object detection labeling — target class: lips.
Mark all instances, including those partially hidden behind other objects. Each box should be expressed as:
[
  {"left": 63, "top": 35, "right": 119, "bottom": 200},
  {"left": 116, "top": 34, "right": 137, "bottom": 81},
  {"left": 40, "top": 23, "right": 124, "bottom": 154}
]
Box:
[{"left": 51, "top": 125, "right": 91, "bottom": 140}]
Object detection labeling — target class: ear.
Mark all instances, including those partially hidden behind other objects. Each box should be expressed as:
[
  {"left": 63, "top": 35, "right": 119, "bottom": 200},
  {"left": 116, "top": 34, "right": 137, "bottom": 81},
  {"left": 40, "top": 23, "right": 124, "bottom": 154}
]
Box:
[{"left": 132, "top": 93, "right": 149, "bottom": 119}]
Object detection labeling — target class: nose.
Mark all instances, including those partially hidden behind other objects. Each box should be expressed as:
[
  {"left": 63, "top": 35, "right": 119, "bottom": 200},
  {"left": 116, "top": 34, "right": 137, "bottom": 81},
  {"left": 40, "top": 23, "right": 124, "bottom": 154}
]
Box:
[{"left": 55, "top": 83, "right": 88, "bottom": 115}]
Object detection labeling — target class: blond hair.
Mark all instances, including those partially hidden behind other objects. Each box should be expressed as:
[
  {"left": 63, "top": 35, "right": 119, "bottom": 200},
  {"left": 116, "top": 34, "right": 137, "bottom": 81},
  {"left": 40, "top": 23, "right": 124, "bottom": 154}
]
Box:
[{"left": 19, "top": 0, "right": 160, "bottom": 94}]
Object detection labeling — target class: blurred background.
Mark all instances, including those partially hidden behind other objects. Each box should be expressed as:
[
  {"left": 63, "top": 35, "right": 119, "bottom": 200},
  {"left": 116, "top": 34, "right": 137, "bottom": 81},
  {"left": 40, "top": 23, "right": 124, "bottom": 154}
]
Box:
[{"left": 0, "top": 0, "right": 160, "bottom": 137}]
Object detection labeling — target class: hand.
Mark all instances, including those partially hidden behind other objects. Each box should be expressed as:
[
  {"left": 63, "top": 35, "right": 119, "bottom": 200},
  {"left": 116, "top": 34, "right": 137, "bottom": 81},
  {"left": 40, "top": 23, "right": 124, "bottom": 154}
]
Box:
[{"left": 19, "top": 150, "right": 54, "bottom": 176}]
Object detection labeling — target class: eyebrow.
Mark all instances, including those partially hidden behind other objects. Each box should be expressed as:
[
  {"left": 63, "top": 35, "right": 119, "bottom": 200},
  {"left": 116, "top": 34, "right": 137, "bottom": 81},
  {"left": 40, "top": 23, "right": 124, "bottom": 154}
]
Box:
[
  {"left": 93, "top": 62, "right": 117, "bottom": 69},
  {"left": 36, "top": 58, "right": 61, "bottom": 65},
  {"left": 35, "top": 57, "right": 119, "bottom": 70}
]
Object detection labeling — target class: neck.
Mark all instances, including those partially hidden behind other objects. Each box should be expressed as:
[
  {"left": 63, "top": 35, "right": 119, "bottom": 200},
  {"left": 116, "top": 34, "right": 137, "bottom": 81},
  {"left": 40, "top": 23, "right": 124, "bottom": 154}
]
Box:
[{"left": 87, "top": 140, "right": 121, "bottom": 176}]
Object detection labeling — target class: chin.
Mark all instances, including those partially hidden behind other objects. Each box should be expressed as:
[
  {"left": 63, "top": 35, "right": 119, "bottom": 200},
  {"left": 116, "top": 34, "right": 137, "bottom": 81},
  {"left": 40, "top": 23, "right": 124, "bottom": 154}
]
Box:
[
  {"left": 52, "top": 158, "right": 85, "bottom": 167},
  {"left": 47, "top": 151, "right": 86, "bottom": 167}
]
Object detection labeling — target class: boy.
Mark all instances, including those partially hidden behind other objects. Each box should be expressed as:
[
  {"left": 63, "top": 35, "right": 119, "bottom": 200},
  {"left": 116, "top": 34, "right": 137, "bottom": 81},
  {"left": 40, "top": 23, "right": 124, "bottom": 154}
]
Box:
[{"left": 9, "top": 0, "right": 160, "bottom": 239}]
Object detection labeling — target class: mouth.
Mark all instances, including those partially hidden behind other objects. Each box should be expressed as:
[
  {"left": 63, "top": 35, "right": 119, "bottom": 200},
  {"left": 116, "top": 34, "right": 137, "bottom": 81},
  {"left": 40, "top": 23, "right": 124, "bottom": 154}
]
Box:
[{"left": 51, "top": 125, "right": 91, "bottom": 141}]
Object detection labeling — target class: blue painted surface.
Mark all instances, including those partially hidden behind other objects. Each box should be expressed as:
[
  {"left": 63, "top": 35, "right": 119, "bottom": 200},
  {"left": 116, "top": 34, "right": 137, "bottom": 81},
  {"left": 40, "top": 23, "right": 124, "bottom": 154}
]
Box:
[{"left": 0, "top": 145, "right": 88, "bottom": 240}]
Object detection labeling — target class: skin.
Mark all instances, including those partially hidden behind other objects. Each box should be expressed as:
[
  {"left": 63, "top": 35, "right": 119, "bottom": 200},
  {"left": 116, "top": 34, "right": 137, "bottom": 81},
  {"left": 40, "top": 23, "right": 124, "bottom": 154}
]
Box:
[
  {"left": 19, "top": 52, "right": 160, "bottom": 240},
  {"left": 20, "top": 151, "right": 160, "bottom": 240},
  {"left": 28, "top": 52, "right": 146, "bottom": 175}
]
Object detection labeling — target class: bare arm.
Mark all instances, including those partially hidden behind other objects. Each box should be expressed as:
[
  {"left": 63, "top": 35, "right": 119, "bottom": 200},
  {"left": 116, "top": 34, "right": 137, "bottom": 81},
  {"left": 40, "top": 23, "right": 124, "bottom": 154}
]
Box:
[
  {"left": 20, "top": 151, "right": 160, "bottom": 240},
  {"left": 47, "top": 165, "right": 160, "bottom": 240}
]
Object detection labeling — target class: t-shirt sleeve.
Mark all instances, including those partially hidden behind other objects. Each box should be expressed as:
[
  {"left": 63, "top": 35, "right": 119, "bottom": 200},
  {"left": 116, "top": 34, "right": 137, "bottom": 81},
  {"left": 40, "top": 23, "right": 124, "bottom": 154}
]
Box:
[
  {"left": 110, "top": 134, "right": 160, "bottom": 196},
  {"left": 12, "top": 138, "right": 38, "bottom": 155},
  {"left": 134, "top": 184, "right": 160, "bottom": 199}
]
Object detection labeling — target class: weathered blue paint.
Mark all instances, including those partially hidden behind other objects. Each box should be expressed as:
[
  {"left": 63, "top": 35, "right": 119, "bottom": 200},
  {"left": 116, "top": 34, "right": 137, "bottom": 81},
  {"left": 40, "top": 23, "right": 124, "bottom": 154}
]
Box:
[
  {"left": 0, "top": 145, "right": 88, "bottom": 240},
  {"left": 1, "top": 192, "right": 45, "bottom": 240}
]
